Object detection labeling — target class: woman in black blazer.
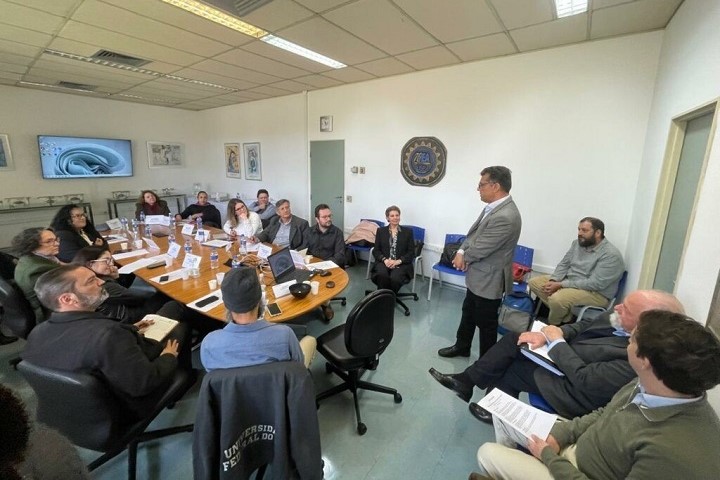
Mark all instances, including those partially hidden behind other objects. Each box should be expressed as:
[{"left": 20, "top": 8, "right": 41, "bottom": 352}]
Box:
[
  {"left": 51, "top": 204, "right": 107, "bottom": 263},
  {"left": 371, "top": 205, "right": 415, "bottom": 293}
]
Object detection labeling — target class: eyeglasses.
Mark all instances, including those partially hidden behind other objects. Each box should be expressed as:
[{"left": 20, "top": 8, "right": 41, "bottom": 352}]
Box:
[
  {"left": 70, "top": 213, "right": 86, "bottom": 218},
  {"left": 90, "top": 258, "right": 114, "bottom": 265},
  {"left": 41, "top": 238, "right": 60, "bottom": 245},
  {"left": 478, "top": 181, "right": 496, "bottom": 189},
  {"left": 235, "top": 206, "right": 246, "bottom": 211}
]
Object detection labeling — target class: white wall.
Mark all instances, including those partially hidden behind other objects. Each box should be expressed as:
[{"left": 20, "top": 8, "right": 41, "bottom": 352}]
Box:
[
  {"left": 308, "top": 33, "right": 662, "bottom": 274},
  {"left": 626, "top": 0, "right": 720, "bottom": 322}
]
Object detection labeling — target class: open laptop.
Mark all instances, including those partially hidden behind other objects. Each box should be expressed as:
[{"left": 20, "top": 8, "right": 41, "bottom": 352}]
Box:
[{"left": 267, "top": 247, "right": 312, "bottom": 284}]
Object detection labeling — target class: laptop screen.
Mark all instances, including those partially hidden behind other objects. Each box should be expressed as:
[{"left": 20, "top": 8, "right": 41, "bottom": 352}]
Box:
[{"left": 267, "top": 247, "right": 295, "bottom": 279}]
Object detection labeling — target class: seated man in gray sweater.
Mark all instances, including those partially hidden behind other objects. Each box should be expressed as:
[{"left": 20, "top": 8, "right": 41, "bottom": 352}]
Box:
[
  {"left": 475, "top": 310, "right": 720, "bottom": 480},
  {"left": 529, "top": 217, "right": 624, "bottom": 325}
]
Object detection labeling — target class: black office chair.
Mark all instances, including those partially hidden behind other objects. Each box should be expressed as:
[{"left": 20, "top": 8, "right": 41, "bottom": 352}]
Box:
[
  {"left": 193, "top": 362, "right": 323, "bottom": 480},
  {"left": 316, "top": 289, "right": 402, "bottom": 435},
  {"left": 18, "top": 361, "right": 195, "bottom": 480},
  {"left": 0, "top": 277, "right": 36, "bottom": 368}
]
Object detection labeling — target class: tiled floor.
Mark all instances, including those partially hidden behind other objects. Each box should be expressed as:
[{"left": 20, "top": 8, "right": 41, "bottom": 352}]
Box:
[{"left": 0, "top": 263, "right": 497, "bottom": 479}]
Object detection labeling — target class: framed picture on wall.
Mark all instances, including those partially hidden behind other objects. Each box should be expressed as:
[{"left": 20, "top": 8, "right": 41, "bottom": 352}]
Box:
[
  {"left": 225, "top": 143, "right": 241, "bottom": 178},
  {"left": 0, "top": 134, "right": 14, "bottom": 171},
  {"left": 320, "top": 115, "right": 333, "bottom": 132},
  {"left": 243, "top": 142, "right": 262, "bottom": 181},
  {"left": 147, "top": 141, "right": 184, "bottom": 168}
]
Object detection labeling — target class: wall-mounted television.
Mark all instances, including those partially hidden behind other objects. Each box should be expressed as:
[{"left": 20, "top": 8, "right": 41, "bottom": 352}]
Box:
[{"left": 38, "top": 135, "right": 133, "bottom": 179}]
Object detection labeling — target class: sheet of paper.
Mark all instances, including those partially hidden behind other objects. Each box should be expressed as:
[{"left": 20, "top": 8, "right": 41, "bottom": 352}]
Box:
[
  {"left": 167, "top": 242, "right": 181, "bottom": 258},
  {"left": 194, "top": 229, "right": 211, "bottom": 241},
  {"left": 139, "top": 314, "right": 178, "bottom": 342},
  {"left": 106, "top": 218, "right": 122, "bottom": 230},
  {"left": 144, "top": 238, "right": 160, "bottom": 250},
  {"left": 182, "top": 253, "right": 202, "bottom": 269},
  {"left": 478, "top": 389, "right": 557, "bottom": 447},
  {"left": 188, "top": 290, "right": 224, "bottom": 312},
  {"left": 272, "top": 279, "right": 297, "bottom": 299},
  {"left": 245, "top": 241, "right": 259, "bottom": 252},
  {"left": 116, "top": 254, "right": 166, "bottom": 274},
  {"left": 290, "top": 250, "right": 305, "bottom": 265},
  {"left": 112, "top": 249, "right": 149, "bottom": 261},
  {"left": 256, "top": 244, "right": 272, "bottom": 259},
  {"left": 145, "top": 215, "right": 170, "bottom": 226},
  {"left": 297, "top": 248, "right": 308, "bottom": 255},
  {"left": 519, "top": 320, "right": 564, "bottom": 376},
  {"left": 181, "top": 223, "right": 195, "bottom": 235},
  {"left": 149, "top": 269, "right": 184, "bottom": 285},
  {"left": 309, "top": 260, "right": 340, "bottom": 271},
  {"left": 202, "top": 239, "right": 230, "bottom": 248},
  {"left": 104, "top": 234, "right": 128, "bottom": 245}
]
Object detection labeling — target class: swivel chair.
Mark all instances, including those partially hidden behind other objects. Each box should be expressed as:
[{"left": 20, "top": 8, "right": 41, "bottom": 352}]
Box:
[
  {"left": 316, "top": 289, "right": 402, "bottom": 435},
  {"left": 18, "top": 361, "right": 195, "bottom": 480}
]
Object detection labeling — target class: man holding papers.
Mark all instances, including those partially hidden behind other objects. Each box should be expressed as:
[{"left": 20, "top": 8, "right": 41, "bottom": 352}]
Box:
[
  {"left": 476, "top": 310, "right": 720, "bottom": 479},
  {"left": 22, "top": 265, "right": 193, "bottom": 419},
  {"left": 429, "top": 290, "right": 684, "bottom": 421}
]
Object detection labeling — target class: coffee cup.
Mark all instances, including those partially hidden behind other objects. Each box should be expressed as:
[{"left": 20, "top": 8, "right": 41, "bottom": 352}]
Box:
[
  {"left": 120, "top": 242, "right": 128, "bottom": 250},
  {"left": 310, "top": 281, "right": 319, "bottom": 295},
  {"left": 181, "top": 269, "right": 190, "bottom": 280},
  {"left": 208, "top": 279, "right": 218, "bottom": 290},
  {"left": 216, "top": 272, "right": 225, "bottom": 284}
]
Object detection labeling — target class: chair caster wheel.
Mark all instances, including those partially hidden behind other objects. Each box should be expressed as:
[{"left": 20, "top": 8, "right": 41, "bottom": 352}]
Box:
[
  {"left": 357, "top": 423, "right": 367, "bottom": 435},
  {"left": 394, "top": 393, "right": 403, "bottom": 404},
  {"left": 412, "top": 295, "right": 418, "bottom": 302},
  {"left": 341, "top": 299, "right": 347, "bottom": 306},
  {"left": 325, "top": 363, "right": 333, "bottom": 374},
  {"left": 404, "top": 310, "right": 410, "bottom": 317}
]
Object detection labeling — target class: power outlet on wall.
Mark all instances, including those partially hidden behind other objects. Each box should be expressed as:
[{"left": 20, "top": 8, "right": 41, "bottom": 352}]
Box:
[
  {"left": 359, "top": 167, "right": 366, "bottom": 174},
  {"left": 346, "top": 195, "right": 353, "bottom": 202}
]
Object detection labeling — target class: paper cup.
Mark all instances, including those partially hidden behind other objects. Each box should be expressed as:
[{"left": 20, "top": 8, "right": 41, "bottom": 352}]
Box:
[
  {"left": 133, "top": 239, "right": 143, "bottom": 250},
  {"left": 120, "top": 242, "right": 128, "bottom": 250},
  {"left": 208, "top": 279, "right": 218, "bottom": 290},
  {"left": 216, "top": 272, "right": 225, "bottom": 284},
  {"left": 191, "top": 268, "right": 201, "bottom": 278},
  {"left": 164, "top": 255, "right": 173, "bottom": 267},
  {"left": 181, "top": 269, "right": 190, "bottom": 280},
  {"left": 310, "top": 281, "right": 319, "bottom": 295}
]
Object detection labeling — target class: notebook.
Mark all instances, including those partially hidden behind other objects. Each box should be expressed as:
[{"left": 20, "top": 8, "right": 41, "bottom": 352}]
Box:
[{"left": 267, "top": 247, "right": 312, "bottom": 284}]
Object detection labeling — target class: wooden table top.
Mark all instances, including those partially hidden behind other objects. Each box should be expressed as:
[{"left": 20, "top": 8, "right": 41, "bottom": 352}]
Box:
[{"left": 109, "top": 224, "right": 349, "bottom": 323}]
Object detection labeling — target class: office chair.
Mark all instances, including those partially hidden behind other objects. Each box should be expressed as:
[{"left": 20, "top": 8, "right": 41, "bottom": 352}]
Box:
[
  {"left": 316, "top": 289, "right": 402, "bottom": 435},
  {"left": 512, "top": 244, "right": 534, "bottom": 293},
  {"left": 18, "top": 361, "right": 195, "bottom": 480},
  {"left": 427, "top": 234, "right": 467, "bottom": 300},
  {"left": 570, "top": 270, "right": 628, "bottom": 322},
  {"left": 0, "top": 277, "right": 36, "bottom": 368},
  {"left": 193, "top": 362, "right": 323, "bottom": 480}
]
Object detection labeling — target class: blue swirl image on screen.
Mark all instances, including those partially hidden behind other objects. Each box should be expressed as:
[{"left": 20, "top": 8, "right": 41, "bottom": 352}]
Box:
[{"left": 39, "top": 136, "right": 133, "bottom": 179}]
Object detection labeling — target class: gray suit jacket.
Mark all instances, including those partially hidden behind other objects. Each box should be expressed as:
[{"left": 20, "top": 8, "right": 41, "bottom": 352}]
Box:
[
  {"left": 535, "top": 312, "right": 635, "bottom": 418},
  {"left": 461, "top": 196, "right": 522, "bottom": 299}
]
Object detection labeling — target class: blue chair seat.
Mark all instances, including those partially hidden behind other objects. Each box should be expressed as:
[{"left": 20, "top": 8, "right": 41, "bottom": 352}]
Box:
[{"left": 427, "top": 234, "right": 466, "bottom": 300}]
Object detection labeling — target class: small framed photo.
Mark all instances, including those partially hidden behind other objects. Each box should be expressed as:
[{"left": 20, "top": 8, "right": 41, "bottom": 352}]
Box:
[
  {"left": 243, "top": 142, "right": 262, "bottom": 181},
  {"left": 225, "top": 143, "right": 241, "bottom": 178},
  {"left": 320, "top": 115, "right": 333, "bottom": 132},
  {"left": 0, "top": 134, "right": 14, "bottom": 171},
  {"left": 147, "top": 141, "right": 184, "bottom": 168}
]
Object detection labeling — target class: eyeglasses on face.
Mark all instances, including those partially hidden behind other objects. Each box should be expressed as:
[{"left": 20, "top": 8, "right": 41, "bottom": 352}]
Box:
[
  {"left": 478, "top": 181, "right": 496, "bottom": 189},
  {"left": 90, "top": 258, "right": 114, "bottom": 265},
  {"left": 235, "top": 206, "right": 246, "bottom": 211},
  {"left": 41, "top": 238, "right": 60, "bottom": 245}
]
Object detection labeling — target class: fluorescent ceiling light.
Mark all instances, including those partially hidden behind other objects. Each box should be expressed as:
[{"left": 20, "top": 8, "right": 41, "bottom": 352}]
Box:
[
  {"left": 160, "top": 0, "right": 266, "bottom": 37},
  {"left": 554, "top": 0, "right": 588, "bottom": 18},
  {"left": 161, "top": 0, "right": 346, "bottom": 69},
  {"left": 261, "top": 35, "right": 346, "bottom": 69},
  {"left": 18, "top": 81, "right": 97, "bottom": 94}
]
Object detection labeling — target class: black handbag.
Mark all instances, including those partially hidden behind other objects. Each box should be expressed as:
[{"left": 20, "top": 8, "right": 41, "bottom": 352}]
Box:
[{"left": 439, "top": 241, "right": 463, "bottom": 267}]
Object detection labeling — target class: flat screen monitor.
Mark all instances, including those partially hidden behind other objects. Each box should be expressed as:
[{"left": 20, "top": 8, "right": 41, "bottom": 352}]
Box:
[{"left": 38, "top": 135, "right": 133, "bottom": 179}]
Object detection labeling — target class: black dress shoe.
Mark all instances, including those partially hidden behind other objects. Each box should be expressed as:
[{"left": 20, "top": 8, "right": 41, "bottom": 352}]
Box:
[
  {"left": 437, "top": 344, "right": 471, "bottom": 358},
  {"left": 428, "top": 368, "right": 473, "bottom": 402},
  {"left": 0, "top": 333, "right": 18, "bottom": 345},
  {"left": 468, "top": 402, "right": 493, "bottom": 424}
]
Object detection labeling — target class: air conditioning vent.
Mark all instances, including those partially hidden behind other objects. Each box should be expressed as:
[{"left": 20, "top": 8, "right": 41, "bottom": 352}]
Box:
[
  {"left": 57, "top": 81, "right": 97, "bottom": 91},
  {"left": 204, "top": 0, "right": 273, "bottom": 16},
  {"left": 91, "top": 50, "right": 150, "bottom": 67}
]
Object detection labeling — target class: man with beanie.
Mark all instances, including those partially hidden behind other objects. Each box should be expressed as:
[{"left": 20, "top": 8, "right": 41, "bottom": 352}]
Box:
[{"left": 200, "top": 267, "right": 316, "bottom": 370}]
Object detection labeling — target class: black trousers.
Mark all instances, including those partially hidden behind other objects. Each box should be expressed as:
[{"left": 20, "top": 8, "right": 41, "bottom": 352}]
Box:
[
  {"left": 464, "top": 331, "right": 541, "bottom": 398},
  {"left": 372, "top": 263, "right": 412, "bottom": 293},
  {"left": 455, "top": 290, "right": 502, "bottom": 357}
]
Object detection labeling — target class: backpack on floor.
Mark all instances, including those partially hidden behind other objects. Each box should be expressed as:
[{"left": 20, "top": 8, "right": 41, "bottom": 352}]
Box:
[{"left": 497, "top": 291, "right": 534, "bottom": 333}]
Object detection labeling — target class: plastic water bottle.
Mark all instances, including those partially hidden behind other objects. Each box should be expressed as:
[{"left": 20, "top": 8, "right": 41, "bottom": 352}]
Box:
[
  {"left": 120, "top": 217, "right": 128, "bottom": 233},
  {"left": 184, "top": 239, "right": 192, "bottom": 254},
  {"left": 168, "top": 230, "right": 176, "bottom": 245},
  {"left": 131, "top": 218, "right": 138, "bottom": 230},
  {"left": 231, "top": 254, "right": 241, "bottom": 269},
  {"left": 239, "top": 235, "right": 247, "bottom": 255},
  {"left": 169, "top": 219, "right": 176, "bottom": 230},
  {"left": 198, "top": 229, "right": 205, "bottom": 244},
  {"left": 139, "top": 211, "right": 145, "bottom": 223},
  {"left": 196, "top": 217, "right": 203, "bottom": 231},
  {"left": 144, "top": 224, "right": 152, "bottom": 238},
  {"left": 210, "top": 247, "right": 219, "bottom": 269}
]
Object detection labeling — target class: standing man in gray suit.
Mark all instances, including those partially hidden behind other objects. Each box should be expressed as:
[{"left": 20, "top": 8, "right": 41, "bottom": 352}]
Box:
[{"left": 438, "top": 166, "right": 522, "bottom": 359}]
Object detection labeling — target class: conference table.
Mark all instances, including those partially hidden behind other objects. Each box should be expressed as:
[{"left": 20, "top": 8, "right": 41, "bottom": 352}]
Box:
[{"left": 108, "top": 224, "right": 349, "bottom": 323}]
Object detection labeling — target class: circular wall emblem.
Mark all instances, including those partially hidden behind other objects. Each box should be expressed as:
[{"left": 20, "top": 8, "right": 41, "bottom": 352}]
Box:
[{"left": 400, "top": 137, "right": 447, "bottom": 187}]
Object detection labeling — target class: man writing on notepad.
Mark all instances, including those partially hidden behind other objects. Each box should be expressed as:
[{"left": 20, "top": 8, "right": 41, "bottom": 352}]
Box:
[
  {"left": 429, "top": 290, "right": 684, "bottom": 421},
  {"left": 22, "top": 265, "right": 192, "bottom": 419}
]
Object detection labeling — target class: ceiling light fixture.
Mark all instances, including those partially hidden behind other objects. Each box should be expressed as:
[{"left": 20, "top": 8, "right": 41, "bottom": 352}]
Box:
[
  {"left": 554, "top": 0, "right": 588, "bottom": 18},
  {"left": 18, "top": 81, "right": 98, "bottom": 94},
  {"left": 164, "top": 74, "right": 236, "bottom": 91},
  {"left": 160, "top": 0, "right": 267, "bottom": 37},
  {"left": 114, "top": 93, "right": 177, "bottom": 104},
  {"left": 261, "top": 35, "right": 346, "bottom": 69},
  {"left": 161, "top": 0, "right": 346, "bottom": 69}
]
